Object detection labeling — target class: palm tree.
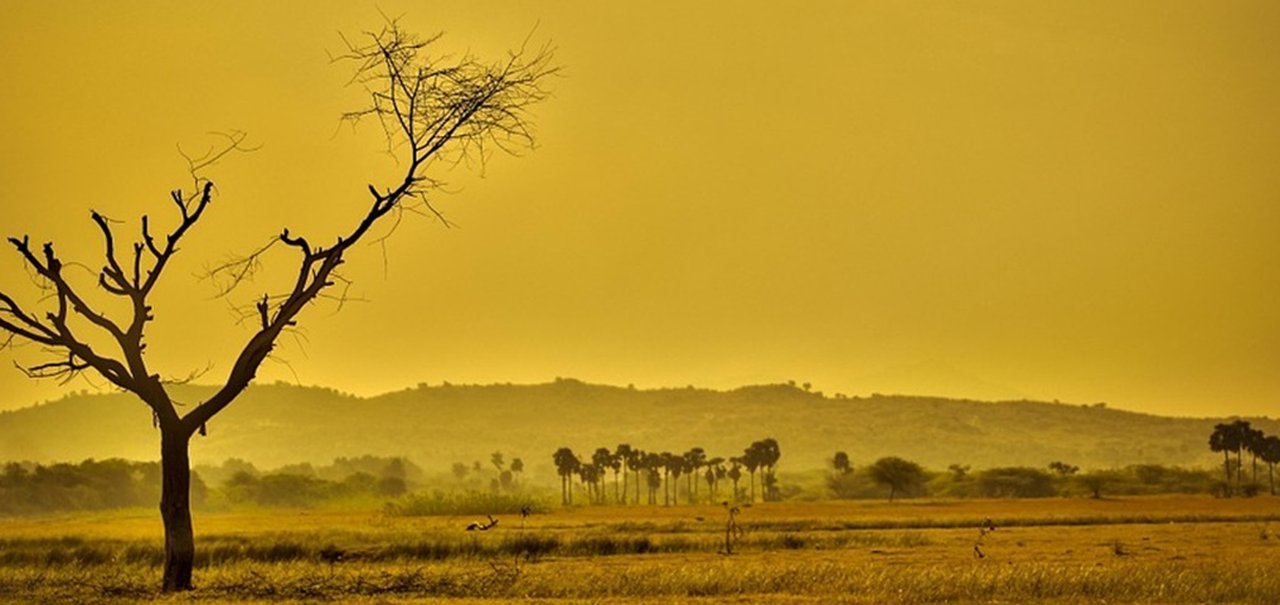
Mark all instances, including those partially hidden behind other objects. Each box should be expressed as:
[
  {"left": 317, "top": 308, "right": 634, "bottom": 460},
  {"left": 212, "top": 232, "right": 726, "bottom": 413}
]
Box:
[
  {"left": 578, "top": 462, "right": 601, "bottom": 504},
  {"left": 626, "top": 447, "right": 646, "bottom": 505},
  {"left": 1209, "top": 423, "right": 1235, "bottom": 484},
  {"left": 706, "top": 456, "right": 725, "bottom": 503},
  {"left": 646, "top": 463, "right": 662, "bottom": 505},
  {"left": 643, "top": 452, "right": 663, "bottom": 505},
  {"left": 1260, "top": 435, "right": 1280, "bottom": 496},
  {"left": 742, "top": 446, "right": 761, "bottom": 503},
  {"left": 727, "top": 458, "right": 743, "bottom": 503},
  {"left": 552, "top": 447, "right": 580, "bottom": 506},
  {"left": 665, "top": 452, "right": 684, "bottom": 506},
  {"left": 1244, "top": 425, "right": 1265, "bottom": 484},
  {"left": 757, "top": 438, "right": 781, "bottom": 501},
  {"left": 591, "top": 447, "right": 613, "bottom": 504},
  {"left": 1230, "top": 420, "right": 1252, "bottom": 484},
  {"left": 684, "top": 447, "right": 706, "bottom": 503},
  {"left": 615, "top": 444, "right": 634, "bottom": 505},
  {"left": 510, "top": 457, "right": 524, "bottom": 489},
  {"left": 451, "top": 462, "right": 469, "bottom": 483}
]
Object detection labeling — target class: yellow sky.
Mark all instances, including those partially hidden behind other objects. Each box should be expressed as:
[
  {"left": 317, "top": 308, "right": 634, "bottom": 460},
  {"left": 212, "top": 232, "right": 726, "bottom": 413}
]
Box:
[{"left": 0, "top": 1, "right": 1276, "bottom": 417}]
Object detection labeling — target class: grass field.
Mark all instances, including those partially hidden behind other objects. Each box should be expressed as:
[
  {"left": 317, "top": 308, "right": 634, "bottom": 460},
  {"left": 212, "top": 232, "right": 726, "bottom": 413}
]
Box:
[{"left": 2, "top": 496, "right": 1279, "bottom": 603}]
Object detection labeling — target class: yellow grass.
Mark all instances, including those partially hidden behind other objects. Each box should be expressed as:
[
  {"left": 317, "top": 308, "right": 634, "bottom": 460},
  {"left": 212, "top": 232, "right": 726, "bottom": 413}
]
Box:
[{"left": 1, "top": 496, "right": 1279, "bottom": 603}]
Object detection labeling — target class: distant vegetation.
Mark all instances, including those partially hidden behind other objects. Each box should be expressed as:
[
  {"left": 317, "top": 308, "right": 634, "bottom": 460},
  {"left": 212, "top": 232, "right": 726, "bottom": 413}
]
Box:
[
  {"left": 4, "top": 446, "right": 1271, "bottom": 518},
  {"left": 3, "top": 380, "right": 1273, "bottom": 475},
  {"left": 0, "top": 459, "right": 191, "bottom": 516},
  {"left": 1208, "top": 419, "right": 1280, "bottom": 496},
  {"left": 548, "top": 439, "right": 780, "bottom": 506},
  {"left": 4, "top": 383, "right": 1279, "bottom": 517},
  {"left": 0, "top": 456, "right": 422, "bottom": 515}
]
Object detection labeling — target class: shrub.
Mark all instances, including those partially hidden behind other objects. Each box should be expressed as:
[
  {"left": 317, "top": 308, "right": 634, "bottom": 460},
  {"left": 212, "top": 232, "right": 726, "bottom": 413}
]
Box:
[{"left": 974, "top": 467, "right": 1057, "bottom": 498}]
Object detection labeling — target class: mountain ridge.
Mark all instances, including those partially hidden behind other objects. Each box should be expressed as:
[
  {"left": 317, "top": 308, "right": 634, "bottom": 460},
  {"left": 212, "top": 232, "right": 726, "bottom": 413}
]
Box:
[{"left": 0, "top": 380, "right": 1270, "bottom": 477}]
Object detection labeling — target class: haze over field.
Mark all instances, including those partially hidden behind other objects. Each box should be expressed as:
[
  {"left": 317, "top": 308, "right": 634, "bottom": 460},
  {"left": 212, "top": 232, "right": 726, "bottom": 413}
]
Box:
[
  {"left": 3, "top": 381, "right": 1276, "bottom": 473},
  {"left": 1, "top": 1, "right": 1277, "bottom": 418}
]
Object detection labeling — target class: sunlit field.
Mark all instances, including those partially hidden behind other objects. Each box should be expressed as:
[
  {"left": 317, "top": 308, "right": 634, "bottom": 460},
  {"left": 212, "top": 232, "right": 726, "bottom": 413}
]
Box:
[{"left": 2, "top": 496, "right": 1279, "bottom": 603}]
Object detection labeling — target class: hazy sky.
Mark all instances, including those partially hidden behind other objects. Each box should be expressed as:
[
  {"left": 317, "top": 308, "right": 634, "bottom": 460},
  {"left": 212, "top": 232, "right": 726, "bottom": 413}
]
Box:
[{"left": 0, "top": 2, "right": 1276, "bottom": 417}]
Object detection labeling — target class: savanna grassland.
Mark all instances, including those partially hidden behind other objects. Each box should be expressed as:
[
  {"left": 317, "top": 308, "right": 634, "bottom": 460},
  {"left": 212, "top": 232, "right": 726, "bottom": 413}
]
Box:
[{"left": 2, "top": 496, "right": 1279, "bottom": 604}]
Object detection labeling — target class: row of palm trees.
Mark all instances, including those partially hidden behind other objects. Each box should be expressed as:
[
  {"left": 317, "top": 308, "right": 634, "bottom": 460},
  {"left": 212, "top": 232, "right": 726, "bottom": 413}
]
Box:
[
  {"left": 1209, "top": 420, "right": 1280, "bottom": 495},
  {"left": 551, "top": 439, "right": 781, "bottom": 506}
]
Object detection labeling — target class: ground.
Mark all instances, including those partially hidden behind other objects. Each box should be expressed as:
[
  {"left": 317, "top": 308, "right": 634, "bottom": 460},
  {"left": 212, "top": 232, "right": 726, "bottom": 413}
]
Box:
[{"left": 1, "top": 496, "right": 1278, "bottom": 603}]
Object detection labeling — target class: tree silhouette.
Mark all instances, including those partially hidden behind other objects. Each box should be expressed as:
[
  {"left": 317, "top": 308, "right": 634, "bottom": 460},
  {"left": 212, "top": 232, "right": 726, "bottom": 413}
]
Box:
[
  {"left": 684, "top": 447, "right": 706, "bottom": 503},
  {"left": 615, "top": 443, "right": 634, "bottom": 505},
  {"left": 755, "top": 438, "right": 781, "bottom": 501},
  {"left": 1209, "top": 422, "right": 1237, "bottom": 485},
  {"left": 646, "top": 460, "right": 663, "bottom": 505},
  {"left": 727, "top": 458, "right": 743, "bottom": 503},
  {"left": 0, "top": 20, "right": 552, "bottom": 591},
  {"left": 1210, "top": 420, "right": 1254, "bottom": 489},
  {"left": 1260, "top": 434, "right": 1280, "bottom": 496},
  {"left": 1243, "top": 424, "right": 1264, "bottom": 484},
  {"left": 665, "top": 452, "right": 684, "bottom": 506},
  {"left": 1229, "top": 420, "right": 1252, "bottom": 484},
  {"left": 590, "top": 447, "right": 612, "bottom": 504},
  {"left": 706, "top": 456, "right": 725, "bottom": 503},
  {"left": 1048, "top": 461, "right": 1079, "bottom": 476},
  {"left": 868, "top": 456, "right": 925, "bottom": 502},
  {"left": 741, "top": 448, "right": 761, "bottom": 503},
  {"left": 832, "top": 451, "right": 852, "bottom": 475},
  {"left": 510, "top": 457, "right": 524, "bottom": 488},
  {"left": 552, "top": 447, "right": 580, "bottom": 506},
  {"left": 578, "top": 462, "right": 601, "bottom": 504},
  {"left": 627, "top": 447, "right": 647, "bottom": 505}
]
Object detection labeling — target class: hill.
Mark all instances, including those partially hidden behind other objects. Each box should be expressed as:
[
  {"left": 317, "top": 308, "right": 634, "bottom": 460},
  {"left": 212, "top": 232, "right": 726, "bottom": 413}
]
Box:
[{"left": 0, "top": 380, "right": 1269, "bottom": 479}]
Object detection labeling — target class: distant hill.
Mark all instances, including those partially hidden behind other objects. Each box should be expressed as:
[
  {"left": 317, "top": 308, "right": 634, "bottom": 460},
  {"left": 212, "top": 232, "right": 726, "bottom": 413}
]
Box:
[{"left": 0, "top": 380, "right": 1270, "bottom": 479}]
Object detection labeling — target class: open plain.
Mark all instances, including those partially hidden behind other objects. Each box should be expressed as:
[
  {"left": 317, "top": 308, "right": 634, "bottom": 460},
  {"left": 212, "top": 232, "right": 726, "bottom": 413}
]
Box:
[{"left": 2, "top": 496, "right": 1278, "bottom": 604}]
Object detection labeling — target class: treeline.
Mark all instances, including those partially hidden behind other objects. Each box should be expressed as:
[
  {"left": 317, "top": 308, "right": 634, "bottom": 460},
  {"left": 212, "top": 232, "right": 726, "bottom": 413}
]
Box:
[
  {"left": 1208, "top": 420, "right": 1280, "bottom": 496},
  {"left": 550, "top": 439, "right": 781, "bottom": 506},
  {"left": 823, "top": 454, "right": 1229, "bottom": 501},
  {"left": 0, "top": 456, "right": 423, "bottom": 515},
  {"left": 203, "top": 455, "right": 422, "bottom": 508},
  {"left": 0, "top": 459, "right": 202, "bottom": 515}
]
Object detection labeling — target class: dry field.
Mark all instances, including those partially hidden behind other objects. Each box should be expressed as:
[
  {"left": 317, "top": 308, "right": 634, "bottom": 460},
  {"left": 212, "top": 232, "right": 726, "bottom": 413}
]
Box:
[{"left": 1, "top": 496, "right": 1279, "bottom": 603}]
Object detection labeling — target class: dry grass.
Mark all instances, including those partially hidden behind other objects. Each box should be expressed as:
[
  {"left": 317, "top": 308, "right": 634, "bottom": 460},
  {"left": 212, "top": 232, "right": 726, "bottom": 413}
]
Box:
[{"left": 1, "top": 496, "right": 1278, "bottom": 603}]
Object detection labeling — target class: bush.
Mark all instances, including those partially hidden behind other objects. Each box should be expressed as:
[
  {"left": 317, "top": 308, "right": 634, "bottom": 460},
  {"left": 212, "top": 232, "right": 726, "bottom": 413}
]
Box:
[{"left": 973, "top": 467, "right": 1056, "bottom": 498}]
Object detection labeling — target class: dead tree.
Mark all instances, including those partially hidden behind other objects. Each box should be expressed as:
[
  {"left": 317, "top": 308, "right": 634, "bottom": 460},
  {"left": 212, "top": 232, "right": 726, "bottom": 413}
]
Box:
[{"left": 0, "top": 20, "right": 553, "bottom": 592}]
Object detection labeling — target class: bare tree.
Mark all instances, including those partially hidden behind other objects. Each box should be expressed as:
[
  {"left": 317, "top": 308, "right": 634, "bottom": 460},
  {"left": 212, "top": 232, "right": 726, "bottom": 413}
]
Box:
[{"left": 0, "top": 20, "right": 553, "bottom": 592}]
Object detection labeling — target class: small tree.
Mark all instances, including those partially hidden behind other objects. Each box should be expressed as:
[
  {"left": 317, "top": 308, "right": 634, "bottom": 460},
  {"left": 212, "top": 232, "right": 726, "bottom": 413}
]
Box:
[
  {"left": 832, "top": 451, "right": 852, "bottom": 475},
  {"left": 1048, "top": 461, "right": 1079, "bottom": 476},
  {"left": 868, "top": 456, "right": 925, "bottom": 502},
  {"left": 0, "top": 20, "right": 552, "bottom": 591},
  {"left": 1075, "top": 470, "right": 1120, "bottom": 499}
]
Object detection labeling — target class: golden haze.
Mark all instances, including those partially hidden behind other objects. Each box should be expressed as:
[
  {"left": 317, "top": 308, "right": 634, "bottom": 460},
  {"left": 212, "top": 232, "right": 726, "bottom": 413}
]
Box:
[{"left": 0, "top": 1, "right": 1276, "bottom": 416}]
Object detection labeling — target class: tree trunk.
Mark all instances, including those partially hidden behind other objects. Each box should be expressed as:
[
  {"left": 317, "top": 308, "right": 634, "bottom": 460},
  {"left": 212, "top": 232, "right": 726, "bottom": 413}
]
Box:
[
  {"left": 160, "top": 430, "right": 195, "bottom": 591},
  {"left": 1236, "top": 448, "right": 1243, "bottom": 484}
]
